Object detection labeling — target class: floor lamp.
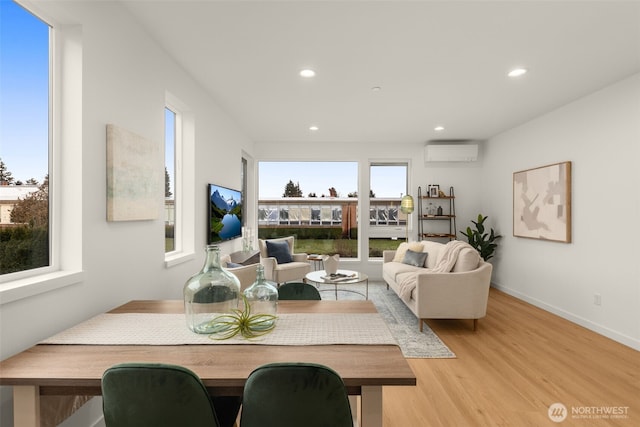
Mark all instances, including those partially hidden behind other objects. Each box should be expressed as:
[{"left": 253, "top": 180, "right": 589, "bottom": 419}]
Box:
[{"left": 400, "top": 194, "right": 414, "bottom": 242}]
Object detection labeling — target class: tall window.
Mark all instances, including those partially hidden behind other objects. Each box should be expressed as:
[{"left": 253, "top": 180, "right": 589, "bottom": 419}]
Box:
[
  {"left": 164, "top": 93, "right": 194, "bottom": 267},
  {"left": 258, "top": 161, "right": 359, "bottom": 258},
  {"left": 164, "top": 107, "right": 177, "bottom": 253},
  {"left": 0, "top": 1, "right": 51, "bottom": 275},
  {"left": 241, "top": 157, "right": 248, "bottom": 227},
  {"left": 369, "top": 163, "right": 408, "bottom": 257}
]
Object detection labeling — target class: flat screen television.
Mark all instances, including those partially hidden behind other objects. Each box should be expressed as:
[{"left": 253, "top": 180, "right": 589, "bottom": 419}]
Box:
[{"left": 208, "top": 183, "right": 243, "bottom": 243}]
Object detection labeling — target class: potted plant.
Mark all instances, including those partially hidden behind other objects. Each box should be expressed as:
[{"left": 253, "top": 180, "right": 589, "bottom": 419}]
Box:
[{"left": 460, "top": 214, "right": 502, "bottom": 261}]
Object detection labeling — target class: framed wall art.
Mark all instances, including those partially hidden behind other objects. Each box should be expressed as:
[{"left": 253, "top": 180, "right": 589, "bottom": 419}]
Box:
[
  {"left": 513, "top": 161, "right": 571, "bottom": 242},
  {"left": 106, "top": 124, "right": 162, "bottom": 221}
]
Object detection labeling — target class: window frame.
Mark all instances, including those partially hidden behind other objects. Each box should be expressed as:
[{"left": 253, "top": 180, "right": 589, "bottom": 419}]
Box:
[
  {"left": 164, "top": 92, "right": 195, "bottom": 268},
  {"left": 367, "top": 162, "right": 410, "bottom": 258},
  {"left": 164, "top": 106, "right": 179, "bottom": 254},
  {"left": 257, "top": 160, "right": 359, "bottom": 258},
  {"left": 0, "top": 3, "right": 84, "bottom": 304}
]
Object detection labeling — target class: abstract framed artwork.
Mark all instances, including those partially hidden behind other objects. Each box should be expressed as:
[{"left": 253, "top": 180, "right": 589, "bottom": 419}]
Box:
[
  {"left": 513, "top": 161, "right": 572, "bottom": 243},
  {"left": 106, "top": 124, "right": 162, "bottom": 221}
]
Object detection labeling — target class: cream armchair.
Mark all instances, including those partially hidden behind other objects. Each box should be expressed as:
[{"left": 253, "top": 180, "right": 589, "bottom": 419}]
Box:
[
  {"left": 258, "top": 236, "right": 311, "bottom": 284},
  {"left": 220, "top": 254, "right": 258, "bottom": 292}
]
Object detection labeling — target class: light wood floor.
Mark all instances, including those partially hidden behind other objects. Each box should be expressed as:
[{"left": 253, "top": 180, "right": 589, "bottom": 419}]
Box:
[{"left": 382, "top": 288, "right": 639, "bottom": 426}]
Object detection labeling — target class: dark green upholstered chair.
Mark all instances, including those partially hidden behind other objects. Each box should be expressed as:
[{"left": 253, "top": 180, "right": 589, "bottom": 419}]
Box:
[
  {"left": 240, "top": 362, "right": 353, "bottom": 427},
  {"left": 101, "top": 362, "right": 240, "bottom": 427},
  {"left": 277, "top": 282, "right": 321, "bottom": 300}
]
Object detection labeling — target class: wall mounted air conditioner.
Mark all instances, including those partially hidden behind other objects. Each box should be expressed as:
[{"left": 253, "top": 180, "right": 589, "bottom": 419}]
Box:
[{"left": 424, "top": 144, "right": 478, "bottom": 162}]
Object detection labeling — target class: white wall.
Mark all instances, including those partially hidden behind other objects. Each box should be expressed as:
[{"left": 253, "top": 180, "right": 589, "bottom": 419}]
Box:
[
  {"left": 481, "top": 73, "right": 640, "bottom": 350},
  {"left": 253, "top": 141, "right": 485, "bottom": 278},
  {"left": 2, "top": 1, "right": 637, "bottom": 425},
  {"left": 0, "top": 2, "right": 254, "bottom": 426}
]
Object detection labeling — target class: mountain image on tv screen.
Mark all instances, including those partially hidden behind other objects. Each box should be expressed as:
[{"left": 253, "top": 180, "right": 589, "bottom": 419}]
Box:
[{"left": 208, "top": 184, "right": 242, "bottom": 242}]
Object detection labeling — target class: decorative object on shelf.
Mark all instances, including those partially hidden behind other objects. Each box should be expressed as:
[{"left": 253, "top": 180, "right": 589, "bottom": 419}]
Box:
[
  {"left": 459, "top": 214, "right": 502, "bottom": 261},
  {"left": 106, "top": 124, "right": 162, "bottom": 221},
  {"left": 322, "top": 254, "right": 340, "bottom": 275},
  {"left": 428, "top": 184, "right": 440, "bottom": 198},
  {"left": 400, "top": 194, "right": 415, "bottom": 241},
  {"left": 438, "top": 190, "right": 447, "bottom": 197},
  {"left": 427, "top": 202, "right": 436, "bottom": 216},
  {"left": 184, "top": 245, "right": 241, "bottom": 334},
  {"left": 207, "top": 295, "right": 277, "bottom": 340},
  {"left": 242, "top": 264, "right": 278, "bottom": 329},
  {"left": 513, "top": 161, "right": 572, "bottom": 243},
  {"left": 437, "top": 205, "right": 443, "bottom": 216}
]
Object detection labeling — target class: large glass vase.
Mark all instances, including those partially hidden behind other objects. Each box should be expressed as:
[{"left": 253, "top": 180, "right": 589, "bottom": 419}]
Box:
[{"left": 184, "top": 245, "right": 241, "bottom": 334}]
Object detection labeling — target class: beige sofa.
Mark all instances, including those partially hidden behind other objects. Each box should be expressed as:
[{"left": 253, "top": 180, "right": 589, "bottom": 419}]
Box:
[{"left": 382, "top": 240, "right": 492, "bottom": 331}]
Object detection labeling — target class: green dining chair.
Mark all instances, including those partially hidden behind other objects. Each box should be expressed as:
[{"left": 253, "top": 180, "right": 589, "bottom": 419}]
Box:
[
  {"left": 101, "top": 362, "right": 240, "bottom": 427},
  {"left": 240, "top": 362, "right": 353, "bottom": 427},
  {"left": 277, "top": 282, "right": 321, "bottom": 300}
]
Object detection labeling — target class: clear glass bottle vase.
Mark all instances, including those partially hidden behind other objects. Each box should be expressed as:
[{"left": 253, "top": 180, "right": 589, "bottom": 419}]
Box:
[
  {"left": 242, "top": 264, "right": 278, "bottom": 329},
  {"left": 184, "top": 245, "right": 241, "bottom": 334}
]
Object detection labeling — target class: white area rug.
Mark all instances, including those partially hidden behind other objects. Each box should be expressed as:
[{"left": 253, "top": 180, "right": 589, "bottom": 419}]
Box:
[{"left": 318, "top": 281, "right": 456, "bottom": 358}]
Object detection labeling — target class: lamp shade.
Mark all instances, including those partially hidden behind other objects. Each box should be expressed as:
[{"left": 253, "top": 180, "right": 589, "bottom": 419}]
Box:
[{"left": 400, "top": 195, "right": 414, "bottom": 214}]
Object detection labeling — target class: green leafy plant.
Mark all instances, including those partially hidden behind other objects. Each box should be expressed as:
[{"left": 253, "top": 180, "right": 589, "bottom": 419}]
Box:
[
  {"left": 460, "top": 214, "right": 502, "bottom": 261},
  {"left": 207, "top": 295, "right": 277, "bottom": 340}
]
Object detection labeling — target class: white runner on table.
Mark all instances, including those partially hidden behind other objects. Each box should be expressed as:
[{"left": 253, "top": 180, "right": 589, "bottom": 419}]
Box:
[{"left": 40, "top": 313, "right": 398, "bottom": 346}]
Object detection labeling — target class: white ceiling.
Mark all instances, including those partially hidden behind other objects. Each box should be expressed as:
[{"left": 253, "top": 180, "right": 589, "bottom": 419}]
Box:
[{"left": 121, "top": 0, "right": 640, "bottom": 144}]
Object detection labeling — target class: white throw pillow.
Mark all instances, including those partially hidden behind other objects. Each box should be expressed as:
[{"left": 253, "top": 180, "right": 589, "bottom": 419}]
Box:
[
  {"left": 393, "top": 242, "right": 424, "bottom": 262},
  {"left": 420, "top": 241, "right": 444, "bottom": 268},
  {"left": 452, "top": 248, "right": 481, "bottom": 272}
]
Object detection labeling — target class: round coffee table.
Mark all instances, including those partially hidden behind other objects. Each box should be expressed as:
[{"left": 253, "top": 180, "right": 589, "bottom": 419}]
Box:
[{"left": 305, "top": 269, "right": 369, "bottom": 300}]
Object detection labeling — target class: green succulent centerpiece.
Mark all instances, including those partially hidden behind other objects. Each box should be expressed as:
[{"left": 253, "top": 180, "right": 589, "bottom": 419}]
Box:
[
  {"left": 207, "top": 295, "right": 277, "bottom": 340},
  {"left": 460, "top": 214, "right": 502, "bottom": 261}
]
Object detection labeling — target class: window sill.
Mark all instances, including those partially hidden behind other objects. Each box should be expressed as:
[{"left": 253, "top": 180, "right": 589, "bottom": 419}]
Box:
[
  {"left": 0, "top": 270, "right": 84, "bottom": 306},
  {"left": 165, "top": 251, "right": 195, "bottom": 268}
]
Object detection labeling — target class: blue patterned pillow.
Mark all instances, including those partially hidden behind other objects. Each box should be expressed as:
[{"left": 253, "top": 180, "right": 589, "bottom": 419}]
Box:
[
  {"left": 402, "top": 249, "right": 428, "bottom": 267},
  {"left": 266, "top": 240, "right": 293, "bottom": 264}
]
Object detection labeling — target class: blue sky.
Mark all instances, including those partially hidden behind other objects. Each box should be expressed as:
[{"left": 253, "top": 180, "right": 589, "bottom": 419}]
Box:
[
  {"left": 258, "top": 162, "right": 407, "bottom": 199},
  {"left": 0, "top": 0, "right": 50, "bottom": 183}
]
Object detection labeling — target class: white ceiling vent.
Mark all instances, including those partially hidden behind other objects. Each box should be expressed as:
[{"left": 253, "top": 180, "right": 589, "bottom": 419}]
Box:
[{"left": 425, "top": 144, "right": 478, "bottom": 162}]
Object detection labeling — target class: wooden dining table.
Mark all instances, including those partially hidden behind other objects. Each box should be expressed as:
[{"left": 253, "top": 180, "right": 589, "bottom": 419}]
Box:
[{"left": 0, "top": 299, "right": 416, "bottom": 427}]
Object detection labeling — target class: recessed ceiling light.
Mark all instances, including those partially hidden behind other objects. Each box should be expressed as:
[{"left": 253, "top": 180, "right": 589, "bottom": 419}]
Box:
[
  {"left": 300, "top": 69, "right": 316, "bottom": 78},
  {"left": 508, "top": 68, "right": 528, "bottom": 78},
  {"left": 434, "top": 126, "right": 445, "bottom": 132},
  {"left": 371, "top": 86, "right": 382, "bottom": 92},
  {"left": 309, "top": 126, "right": 319, "bottom": 131}
]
